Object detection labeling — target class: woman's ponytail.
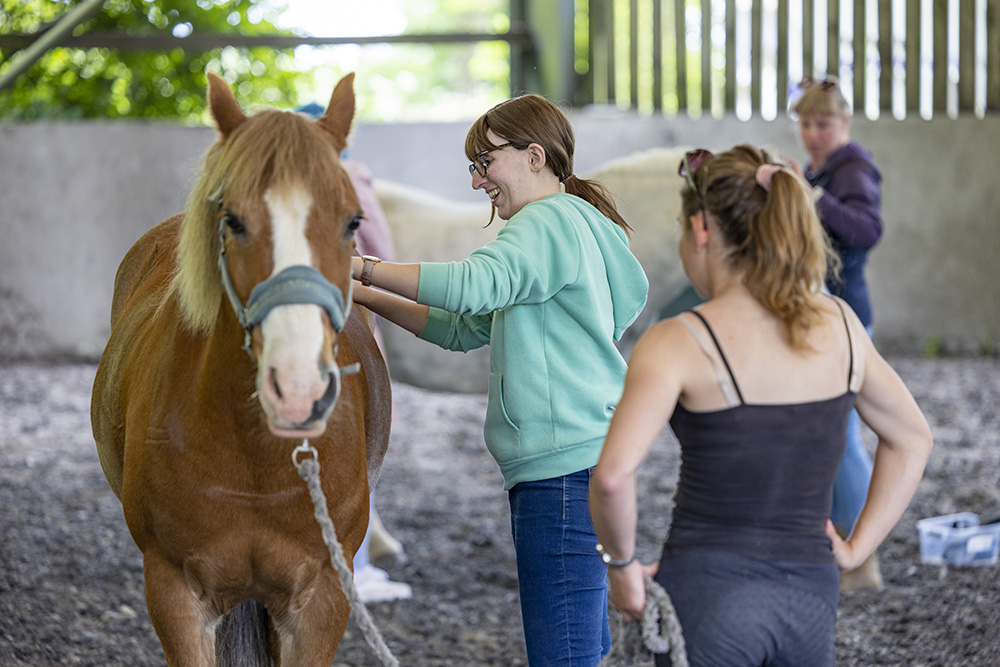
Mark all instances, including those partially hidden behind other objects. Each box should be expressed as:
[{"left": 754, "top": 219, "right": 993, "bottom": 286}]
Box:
[
  {"left": 743, "top": 169, "right": 837, "bottom": 348},
  {"left": 692, "top": 145, "right": 838, "bottom": 349},
  {"left": 563, "top": 175, "right": 633, "bottom": 236}
]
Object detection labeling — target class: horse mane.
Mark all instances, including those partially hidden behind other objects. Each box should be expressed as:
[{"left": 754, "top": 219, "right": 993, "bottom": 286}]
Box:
[{"left": 169, "top": 109, "right": 348, "bottom": 333}]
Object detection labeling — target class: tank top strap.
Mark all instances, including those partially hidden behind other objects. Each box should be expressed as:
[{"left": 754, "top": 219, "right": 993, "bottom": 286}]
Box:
[
  {"left": 829, "top": 296, "right": 860, "bottom": 392},
  {"left": 684, "top": 310, "right": 745, "bottom": 405}
]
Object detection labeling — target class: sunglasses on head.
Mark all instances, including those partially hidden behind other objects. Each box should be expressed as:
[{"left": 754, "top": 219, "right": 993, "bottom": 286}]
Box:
[
  {"left": 678, "top": 148, "right": 714, "bottom": 229},
  {"left": 678, "top": 149, "right": 713, "bottom": 189},
  {"left": 798, "top": 76, "right": 838, "bottom": 92}
]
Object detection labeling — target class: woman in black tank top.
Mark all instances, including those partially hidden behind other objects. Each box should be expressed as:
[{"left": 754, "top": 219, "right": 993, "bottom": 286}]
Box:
[{"left": 589, "top": 145, "right": 932, "bottom": 666}]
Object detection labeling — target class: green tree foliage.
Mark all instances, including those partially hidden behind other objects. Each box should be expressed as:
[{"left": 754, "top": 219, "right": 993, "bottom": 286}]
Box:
[
  {"left": 281, "top": 0, "right": 510, "bottom": 123},
  {"left": 0, "top": 0, "right": 306, "bottom": 121},
  {"left": 0, "top": 0, "right": 511, "bottom": 123}
]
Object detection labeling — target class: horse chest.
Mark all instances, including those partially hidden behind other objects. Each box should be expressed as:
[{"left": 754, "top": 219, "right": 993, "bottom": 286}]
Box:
[
  {"left": 132, "top": 486, "right": 331, "bottom": 589},
  {"left": 130, "top": 471, "right": 316, "bottom": 535},
  {"left": 179, "top": 536, "right": 329, "bottom": 614}
]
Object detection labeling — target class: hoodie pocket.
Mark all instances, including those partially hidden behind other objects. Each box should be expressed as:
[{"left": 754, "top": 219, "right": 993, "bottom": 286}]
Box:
[{"left": 485, "top": 372, "right": 520, "bottom": 464}]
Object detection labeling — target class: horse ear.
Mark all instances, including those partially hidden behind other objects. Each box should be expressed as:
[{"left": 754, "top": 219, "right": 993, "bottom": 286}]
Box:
[
  {"left": 317, "top": 72, "right": 356, "bottom": 155},
  {"left": 206, "top": 72, "right": 246, "bottom": 138}
]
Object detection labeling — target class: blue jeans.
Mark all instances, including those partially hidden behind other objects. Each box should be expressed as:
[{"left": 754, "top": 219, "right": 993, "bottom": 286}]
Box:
[
  {"left": 508, "top": 469, "right": 612, "bottom": 666},
  {"left": 830, "top": 325, "right": 875, "bottom": 533},
  {"left": 831, "top": 408, "right": 874, "bottom": 531}
]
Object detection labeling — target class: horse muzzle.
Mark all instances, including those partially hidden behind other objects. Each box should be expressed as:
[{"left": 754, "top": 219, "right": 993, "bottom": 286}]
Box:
[{"left": 262, "top": 365, "right": 341, "bottom": 439}]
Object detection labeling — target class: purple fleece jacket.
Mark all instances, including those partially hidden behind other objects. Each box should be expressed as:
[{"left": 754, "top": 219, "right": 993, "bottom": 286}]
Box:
[{"left": 806, "top": 141, "right": 883, "bottom": 327}]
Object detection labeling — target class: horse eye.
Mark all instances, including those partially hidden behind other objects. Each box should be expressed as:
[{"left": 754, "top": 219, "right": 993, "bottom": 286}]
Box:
[
  {"left": 347, "top": 216, "right": 362, "bottom": 234},
  {"left": 222, "top": 213, "right": 245, "bottom": 235}
]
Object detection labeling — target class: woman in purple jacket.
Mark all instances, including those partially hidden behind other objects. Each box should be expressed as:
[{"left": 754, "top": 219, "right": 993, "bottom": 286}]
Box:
[{"left": 789, "top": 76, "right": 885, "bottom": 591}]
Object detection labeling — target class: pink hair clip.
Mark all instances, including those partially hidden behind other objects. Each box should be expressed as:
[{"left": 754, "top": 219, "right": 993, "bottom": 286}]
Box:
[{"left": 755, "top": 163, "right": 784, "bottom": 192}]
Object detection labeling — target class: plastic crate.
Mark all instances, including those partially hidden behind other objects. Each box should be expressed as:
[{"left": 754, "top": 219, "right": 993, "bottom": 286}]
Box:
[{"left": 916, "top": 512, "right": 1000, "bottom": 567}]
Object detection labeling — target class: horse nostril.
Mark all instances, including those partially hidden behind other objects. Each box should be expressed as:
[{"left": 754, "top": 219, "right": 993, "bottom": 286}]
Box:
[
  {"left": 269, "top": 366, "right": 283, "bottom": 400},
  {"left": 308, "top": 371, "right": 339, "bottom": 423}
]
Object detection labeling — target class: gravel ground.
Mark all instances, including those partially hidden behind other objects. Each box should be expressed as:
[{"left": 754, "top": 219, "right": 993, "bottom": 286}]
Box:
[{"left": 1, "top": 357, "right": 999, "bottom": 666}]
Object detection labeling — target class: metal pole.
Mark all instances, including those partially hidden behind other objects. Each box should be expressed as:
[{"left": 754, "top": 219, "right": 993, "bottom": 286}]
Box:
[{"left": 0, "top": 0, "right": 107, "bottom": 93}]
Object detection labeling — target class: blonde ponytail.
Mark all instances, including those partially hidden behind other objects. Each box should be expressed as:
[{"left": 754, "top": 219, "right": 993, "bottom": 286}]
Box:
[{"left": 743, "top": 169, "right": 838, "bottom": 348}]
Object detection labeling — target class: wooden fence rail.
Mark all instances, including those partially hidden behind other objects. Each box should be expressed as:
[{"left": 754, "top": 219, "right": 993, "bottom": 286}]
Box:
[{"left": 580, "top": 0, "right": 1000, "bottom": 118}]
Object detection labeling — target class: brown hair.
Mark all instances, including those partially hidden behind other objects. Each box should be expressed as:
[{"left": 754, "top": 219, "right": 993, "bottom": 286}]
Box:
[
  {"left": 465, "top": 94, "right": 632, "bottom": 235},
  {"left": 680, "top": 144, "right": 840, "bottom": 349},
  {"left": 792, "top": 76, "right": 852, "bottom": 118}
]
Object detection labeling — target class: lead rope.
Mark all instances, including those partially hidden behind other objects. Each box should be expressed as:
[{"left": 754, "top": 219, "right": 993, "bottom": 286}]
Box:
[
  {"left": 599, "top": 576, "right": 689, "bottom": 667},
  {"left": 292, "top": 440, "right": 400, "bottom": 667}
]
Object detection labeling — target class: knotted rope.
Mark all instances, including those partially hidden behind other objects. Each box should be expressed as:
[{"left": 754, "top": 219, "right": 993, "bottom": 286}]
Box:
[
  {"left": 599, "top": 576, "right": 689, "bottom": 667},
  {"left": 293, "top": 441, "right": 400, "bottom": 667}
]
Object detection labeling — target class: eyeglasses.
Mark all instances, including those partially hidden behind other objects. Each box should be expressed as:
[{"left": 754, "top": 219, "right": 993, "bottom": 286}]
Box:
[{"left": 468, "top": 142, "right": 514, "bottom": 178}]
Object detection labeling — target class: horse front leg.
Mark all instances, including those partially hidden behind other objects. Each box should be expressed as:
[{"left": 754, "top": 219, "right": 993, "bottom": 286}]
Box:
[
  {"left": 143, "top": 550, "right": 218, "bottom": 667},
  {"left": 272, "top": 568, "right": 350, "bottom": 667}
]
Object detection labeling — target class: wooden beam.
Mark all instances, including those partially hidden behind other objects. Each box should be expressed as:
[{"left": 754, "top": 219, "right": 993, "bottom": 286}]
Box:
[
  {"left": 676, "top": 0, "right": 689, "bottom": 112},
  {"left": 631, "top": 0, "right": 640, "bottom": 108},
  {"left": 828, "top": 0, "right": 840, "bottom": 78},
  {"left": 803, "top": 0, "right": 815, "bottom": 78},
  {"left": 879, "top": 0, "right": 893, "bottom": 111},
  {"left": 958, "top": 0, "right": 976, "bottom": 110},
  {"left": 0, "top": 0, "right": 105, "bottom": 93},
  {"left": 653, "top": 0, "right": 664, "bottom": 110},
  {"left": 752, "top": 0, "right": 763, "bottom": 114},
  {"left": 725, "top": 0, "right": 737, "bottom": 111},
  {"left": 989, "top": 0, "right": 1000, "bottom": 110},
  {"left": 0, "top": 30, "right": 535, "bottom": 52},
  {"left": 606, "top": 0, "right": 617, "bottom": 104},
  {"left": 777, "top": 0, "right": 790, "bottom": 113},
  {"left": 702, "top": 0, "right": 712, "bottom": 113},
  {"left": 905, "top": 0, "right": 921, "bottom": 113},
  {"left": 510, "top": 0, "right": 530, "bottom": 97},
  {"left": 854, "top": 0, "right": 866, "bottom": 110},
  {"left": 933, "top": 0, "right": 947, "bottom": 112}
]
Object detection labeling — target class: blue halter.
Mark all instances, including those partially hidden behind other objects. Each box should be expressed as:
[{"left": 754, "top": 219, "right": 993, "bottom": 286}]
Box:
[{"left": 215, "top": 206, "right": 352, "bottom": 354}]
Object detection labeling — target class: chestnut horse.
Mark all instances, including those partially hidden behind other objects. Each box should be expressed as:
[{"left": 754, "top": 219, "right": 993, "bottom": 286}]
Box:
[{"left": 90, "top": 72, "right": 391, "bottom": 666}]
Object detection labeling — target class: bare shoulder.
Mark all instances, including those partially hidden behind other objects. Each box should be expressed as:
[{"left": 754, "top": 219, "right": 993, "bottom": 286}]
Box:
[
  {"left": 823, "top": 294, "right": 871, "bottom": 342},
  {"left": 620, "top": 315, "right": 702, "bottom": 407},
  {"left": 823, "top": 294, "right": 864, "bottom": 328},
  {"left": 626, "top": 314, "right": 705, "bottom": 389},
  {"left": 632, "top": 314, "right": 700, "bottom": 359}
]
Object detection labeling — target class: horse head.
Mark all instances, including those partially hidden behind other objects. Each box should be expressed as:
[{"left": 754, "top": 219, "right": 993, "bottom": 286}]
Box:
[{"left": 172, "top": 72, "right": 361, "bottom": 439}]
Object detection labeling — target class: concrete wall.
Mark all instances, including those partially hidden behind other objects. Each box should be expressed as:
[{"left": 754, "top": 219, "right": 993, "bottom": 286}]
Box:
[{"left": 2, "top": 113, "right": 998, "bottom": 381}]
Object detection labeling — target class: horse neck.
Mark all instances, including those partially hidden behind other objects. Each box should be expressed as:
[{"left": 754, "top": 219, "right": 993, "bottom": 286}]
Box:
[{"left": 175, "top": 300, "right": 261, "bottom": 419}]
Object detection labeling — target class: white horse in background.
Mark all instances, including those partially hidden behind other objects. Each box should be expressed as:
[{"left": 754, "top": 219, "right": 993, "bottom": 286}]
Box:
[{"left": 373, "top": 146, "right": 693, "bottom": 393}]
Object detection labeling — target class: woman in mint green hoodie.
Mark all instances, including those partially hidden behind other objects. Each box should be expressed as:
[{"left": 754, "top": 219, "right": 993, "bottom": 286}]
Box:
[{"left": 350, "top": 94, "right": 648, "bottom": 666}]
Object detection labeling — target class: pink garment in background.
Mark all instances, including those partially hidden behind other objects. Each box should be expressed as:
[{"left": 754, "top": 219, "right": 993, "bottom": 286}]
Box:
[
  {"left": 343, "top": 159, "right": 396, "bottom": 263},
  {"left": 342, "top": 158, "right": 395, "bottom": 359}
]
